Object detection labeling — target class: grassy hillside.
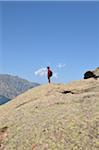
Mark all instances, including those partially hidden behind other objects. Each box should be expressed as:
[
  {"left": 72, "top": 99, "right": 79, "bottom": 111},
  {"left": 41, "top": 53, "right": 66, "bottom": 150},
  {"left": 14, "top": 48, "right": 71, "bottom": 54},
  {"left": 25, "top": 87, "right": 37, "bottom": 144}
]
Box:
[{"left": 0, "top": 78, "right": 99, "bottom": 150}]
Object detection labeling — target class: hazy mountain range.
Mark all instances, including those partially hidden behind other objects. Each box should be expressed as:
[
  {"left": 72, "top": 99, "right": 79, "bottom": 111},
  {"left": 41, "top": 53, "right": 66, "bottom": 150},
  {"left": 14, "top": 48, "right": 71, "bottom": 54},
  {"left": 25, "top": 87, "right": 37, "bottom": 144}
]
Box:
[
  {"left": 0, "top": 74, "right": 40, "bottom": 104},
  {"left": 0, "top": 95, "right": 10, "bottom": 105}
]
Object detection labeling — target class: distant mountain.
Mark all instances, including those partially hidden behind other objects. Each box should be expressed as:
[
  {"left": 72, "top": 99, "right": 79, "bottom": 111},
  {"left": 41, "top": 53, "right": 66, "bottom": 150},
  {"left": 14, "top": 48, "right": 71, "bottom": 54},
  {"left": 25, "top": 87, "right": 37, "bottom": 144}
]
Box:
[
  {"left": 0, "top": 95, "right": 11, "bottom": 105},
  {"left": 0, "top": 74, "right": 40, "bottom": 100}
]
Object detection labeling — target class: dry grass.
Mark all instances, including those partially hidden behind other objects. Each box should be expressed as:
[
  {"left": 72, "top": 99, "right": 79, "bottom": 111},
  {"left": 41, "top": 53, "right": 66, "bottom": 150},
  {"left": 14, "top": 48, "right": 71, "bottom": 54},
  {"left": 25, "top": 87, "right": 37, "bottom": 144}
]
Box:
[{"left": 0, "top": 78, "right": 99, "bottom": 150}]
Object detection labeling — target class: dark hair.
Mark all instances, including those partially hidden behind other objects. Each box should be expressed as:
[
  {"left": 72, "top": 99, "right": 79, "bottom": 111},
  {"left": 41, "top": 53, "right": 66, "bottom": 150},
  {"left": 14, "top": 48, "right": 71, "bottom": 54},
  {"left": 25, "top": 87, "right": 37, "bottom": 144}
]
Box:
[{"left": 47, "top": 66, "right": 50, "bottom": 69}]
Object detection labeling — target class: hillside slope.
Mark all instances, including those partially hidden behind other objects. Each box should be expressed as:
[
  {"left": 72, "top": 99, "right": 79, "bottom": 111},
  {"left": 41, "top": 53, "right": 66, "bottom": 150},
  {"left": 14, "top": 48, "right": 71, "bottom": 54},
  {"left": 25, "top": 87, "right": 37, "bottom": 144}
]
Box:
[
  {"left": 93, "top": 67, "right": 99, "bottom": 77},
  {"left": 0, "top": 78, "right": 99, "bottom": 150}
]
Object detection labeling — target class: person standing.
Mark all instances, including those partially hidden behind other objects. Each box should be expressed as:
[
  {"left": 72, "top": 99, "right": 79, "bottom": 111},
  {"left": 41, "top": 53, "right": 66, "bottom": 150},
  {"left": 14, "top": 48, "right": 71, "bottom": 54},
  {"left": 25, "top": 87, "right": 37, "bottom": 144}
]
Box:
[{"left": 47, "top": 66, "right": 53, "bottom": 83}]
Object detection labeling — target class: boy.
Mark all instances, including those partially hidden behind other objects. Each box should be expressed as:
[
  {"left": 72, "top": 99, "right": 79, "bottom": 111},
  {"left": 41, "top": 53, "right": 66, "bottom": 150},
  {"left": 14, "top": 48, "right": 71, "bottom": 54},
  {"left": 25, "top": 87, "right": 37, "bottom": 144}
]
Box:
[{"left": 47, "top": 66, "right": 53, "bottom": 83}]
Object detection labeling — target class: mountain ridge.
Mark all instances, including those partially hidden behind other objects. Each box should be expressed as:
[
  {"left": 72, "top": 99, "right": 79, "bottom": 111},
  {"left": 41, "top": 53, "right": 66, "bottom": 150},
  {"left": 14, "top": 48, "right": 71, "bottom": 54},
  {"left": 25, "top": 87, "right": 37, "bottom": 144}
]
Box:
[
  {"left": 0, "top": 95, "right": 11, "bottom": 105},
  {"left": 0, "top": 74, "right": 40, "bottom": 100}
]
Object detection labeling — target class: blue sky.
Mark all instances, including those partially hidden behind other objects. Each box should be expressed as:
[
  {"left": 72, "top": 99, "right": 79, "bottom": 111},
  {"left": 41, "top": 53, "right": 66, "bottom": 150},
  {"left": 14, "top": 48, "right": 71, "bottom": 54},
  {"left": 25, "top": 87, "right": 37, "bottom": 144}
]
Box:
[{"left": 0, "top": 1, "right": 99, "bottom": 84}]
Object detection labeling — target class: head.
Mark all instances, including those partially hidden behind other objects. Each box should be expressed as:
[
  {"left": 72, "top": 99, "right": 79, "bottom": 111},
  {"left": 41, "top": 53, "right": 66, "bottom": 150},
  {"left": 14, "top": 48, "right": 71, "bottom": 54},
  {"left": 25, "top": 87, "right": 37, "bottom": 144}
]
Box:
[{"left": 47, "top": 66, "right": 50, "bottom": 69}]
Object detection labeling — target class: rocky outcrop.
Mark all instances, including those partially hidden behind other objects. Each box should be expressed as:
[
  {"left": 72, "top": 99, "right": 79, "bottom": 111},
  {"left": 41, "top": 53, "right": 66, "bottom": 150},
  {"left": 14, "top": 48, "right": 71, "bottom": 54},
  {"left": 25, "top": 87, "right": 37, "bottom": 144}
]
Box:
[
  {"left": 84, "top": 67, "right": 99, "bottom": 79},
  {"left": 84, "top": 71, "right": 96, "bottom": 79}
]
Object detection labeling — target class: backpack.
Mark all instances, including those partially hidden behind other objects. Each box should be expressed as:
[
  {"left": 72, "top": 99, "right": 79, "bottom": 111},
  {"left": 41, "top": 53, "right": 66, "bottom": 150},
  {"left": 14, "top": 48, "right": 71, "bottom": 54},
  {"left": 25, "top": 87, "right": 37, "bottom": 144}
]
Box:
[{"left": 50, "top": 70, "right": 53, "bottom": 77}]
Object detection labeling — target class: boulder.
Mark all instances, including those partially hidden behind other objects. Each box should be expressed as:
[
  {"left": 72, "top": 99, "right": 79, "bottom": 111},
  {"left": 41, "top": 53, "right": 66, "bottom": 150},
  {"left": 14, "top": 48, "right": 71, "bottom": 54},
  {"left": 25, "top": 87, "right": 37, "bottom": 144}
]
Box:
[{"left": 84, "top": 71, "right": 96, "bottom": 79}]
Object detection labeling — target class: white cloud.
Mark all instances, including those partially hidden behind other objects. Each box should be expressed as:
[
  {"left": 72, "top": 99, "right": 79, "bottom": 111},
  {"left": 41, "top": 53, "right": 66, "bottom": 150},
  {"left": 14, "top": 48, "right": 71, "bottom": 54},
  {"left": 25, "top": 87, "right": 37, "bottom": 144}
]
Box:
[
  {"left": 58, "top": 63, "right": 66, "bottom": 68},
  {"left": 35, "top": 67, "right": 58, "bottom": 78},
  {"left": 35, "top": 68, "right": 47, "bottom": 77},
  {"left": 53, "top": 72, "right": 58, "bottom": 78}
]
